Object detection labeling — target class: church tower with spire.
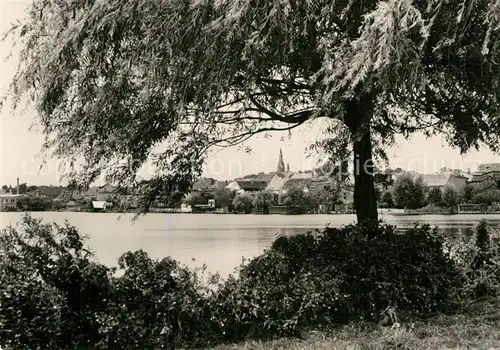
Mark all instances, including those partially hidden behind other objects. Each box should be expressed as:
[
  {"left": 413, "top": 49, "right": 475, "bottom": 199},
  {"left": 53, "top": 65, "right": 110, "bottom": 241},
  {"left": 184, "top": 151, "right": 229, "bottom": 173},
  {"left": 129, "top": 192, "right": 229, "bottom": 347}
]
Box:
[{"left": 277, "top": 149, "right": 286, "bottom": 173}]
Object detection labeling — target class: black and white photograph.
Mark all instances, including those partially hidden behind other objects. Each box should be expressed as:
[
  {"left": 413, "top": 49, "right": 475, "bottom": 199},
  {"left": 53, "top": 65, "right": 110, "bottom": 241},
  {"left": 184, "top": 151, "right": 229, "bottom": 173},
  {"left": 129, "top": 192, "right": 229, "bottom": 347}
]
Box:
[{"left": 1, "top": 0, "right": 500, "bottom": 348}]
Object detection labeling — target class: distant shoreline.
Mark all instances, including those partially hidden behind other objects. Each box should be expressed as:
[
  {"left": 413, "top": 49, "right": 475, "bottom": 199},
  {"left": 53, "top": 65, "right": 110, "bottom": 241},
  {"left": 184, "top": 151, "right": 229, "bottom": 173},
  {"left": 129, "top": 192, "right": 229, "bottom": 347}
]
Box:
[{"left": 2, "top": 209, "right": 500, "bottom": 216}]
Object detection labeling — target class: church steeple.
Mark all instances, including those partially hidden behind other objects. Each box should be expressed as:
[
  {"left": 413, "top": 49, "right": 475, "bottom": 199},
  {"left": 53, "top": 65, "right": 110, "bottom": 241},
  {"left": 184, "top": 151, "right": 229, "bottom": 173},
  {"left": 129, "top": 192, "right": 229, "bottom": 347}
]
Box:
[{"left": 277, "top": 149, "right": 285, "bottom": 173}]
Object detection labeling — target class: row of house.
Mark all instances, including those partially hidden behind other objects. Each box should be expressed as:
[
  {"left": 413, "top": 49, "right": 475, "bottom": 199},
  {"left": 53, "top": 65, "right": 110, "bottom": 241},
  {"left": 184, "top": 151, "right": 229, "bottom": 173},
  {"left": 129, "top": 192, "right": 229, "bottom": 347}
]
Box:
[
  {"left": 225, "top": 172, "right": 335, "bottom": 195},
  {"left": 80, "top": 184, "right": 140, "bottom": 210},
  {"left": 469, "top": 163, "right": 500, "bottom": 184},
  {"left": 223, "top": 150, "right": 354, "bottom": 207},
  {"left": 71, "top": 162, "right": 500, "bottom": 211},
  {"left": 5, "top": 159, "right": 498, "bottom": 212},
  {"left": 374, "top": 163, "right": 500, "bottom": 195}
]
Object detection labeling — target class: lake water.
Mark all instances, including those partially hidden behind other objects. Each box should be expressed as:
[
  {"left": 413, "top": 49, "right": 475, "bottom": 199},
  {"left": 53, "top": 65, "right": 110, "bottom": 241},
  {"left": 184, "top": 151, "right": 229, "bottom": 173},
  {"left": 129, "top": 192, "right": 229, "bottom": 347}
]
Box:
[{"left": 1, "top": 212, "right": 500, "bottom": 277}]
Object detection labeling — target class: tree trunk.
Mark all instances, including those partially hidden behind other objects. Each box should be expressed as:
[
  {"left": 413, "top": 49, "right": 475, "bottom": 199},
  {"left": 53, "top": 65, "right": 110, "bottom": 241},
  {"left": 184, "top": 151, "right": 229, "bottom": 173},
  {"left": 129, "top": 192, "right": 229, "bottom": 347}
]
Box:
[{"left": 344, "top": 94, "right": 379, "bottom": 227}]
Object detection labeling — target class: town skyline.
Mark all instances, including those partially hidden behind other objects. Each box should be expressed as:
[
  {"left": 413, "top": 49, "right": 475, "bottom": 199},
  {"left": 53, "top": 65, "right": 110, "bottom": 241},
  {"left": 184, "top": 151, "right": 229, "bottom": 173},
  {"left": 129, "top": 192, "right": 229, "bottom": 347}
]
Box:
[{"left": 1, "top": 150, "right": 498, "bottom": 189}]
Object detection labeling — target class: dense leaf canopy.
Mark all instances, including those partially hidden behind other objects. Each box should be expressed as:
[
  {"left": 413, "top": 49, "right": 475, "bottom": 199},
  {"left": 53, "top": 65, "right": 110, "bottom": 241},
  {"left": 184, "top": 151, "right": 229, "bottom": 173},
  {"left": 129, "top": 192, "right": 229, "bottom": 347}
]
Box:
[{"left": 3, "top": 0, "right": 500, "bottom": 212}]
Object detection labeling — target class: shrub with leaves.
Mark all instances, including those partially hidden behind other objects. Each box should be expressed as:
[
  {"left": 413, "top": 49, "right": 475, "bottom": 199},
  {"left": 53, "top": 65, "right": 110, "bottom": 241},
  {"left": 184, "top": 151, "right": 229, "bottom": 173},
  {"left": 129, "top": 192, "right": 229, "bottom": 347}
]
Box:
[
  {"left": 209, "top": 240, "right": 345, "bottom": 341},
  {"left": 253, "top": 191, "right": 274, "bottom": 213},
  {"left": 0, "top": 216, "right": 215, "bottom": 349},
  {"left": 443, "top": 186, "right": 459, "bottom": 213},
  {"left": 207, "top": 223, "right": 466, "bottom": 342},
  {"left": 0, "top": 215, "right": 114, "bottom": 349},
  {"left": 428, "top": 188, "right": 443, "bottom": 206},
  {"left": 98, "top": 251, "right": 213, "bottom": 349},
  {"left": 452, "top": 220, "right": 500, "bottom": 299},
  {"left": 381, "top": 191, "right": 395, "bottom": 208},
  {"left": 232, "top": 193, "right": 254, "bottom": 213},
  {"left": 471, "top": 181, "right": 500, "bottom": 205},
  {"left": 393, "top": 174, "right": 427, "bottom": 209}
]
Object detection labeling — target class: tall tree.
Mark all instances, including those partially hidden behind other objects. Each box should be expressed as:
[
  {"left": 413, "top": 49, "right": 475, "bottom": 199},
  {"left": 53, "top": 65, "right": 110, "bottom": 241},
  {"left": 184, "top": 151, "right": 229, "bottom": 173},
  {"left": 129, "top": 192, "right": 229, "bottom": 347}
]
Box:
[
  {"left": 471, "top": 180, "right": 500, "bottom": 205},
  {"left": 253, "top": 191, "right": 274, "bottom": 214},
  {"left": 213, "top": 189, "right": 236, "bottom": 208},
  {"left": 232, "top": 193, "right": 254, "bottom": 214},
  {"left": 462, "top": 184, "right": 474, "bottom": 203},
  {"left": 393, "top": 173, "right": 426, "bottom": 209},
  {"left": 18, "top": 183, "right": 28, "bottom": 195},
  {"left": 428, "top": 187, "right": 444, "bottom": 206},
  {"left": 381, "top": 191, "right": 394, "bottom": 208},
  {"left": 184, "top": 191, "right": 214, "bottom": 207},
  {"left": 3, "top": 0, "right": 500, "bottom": 226},
  {"left": 442, "top": 186, "right": 459, "bottom": 214},
  {"left": 282, "top": 186, "right": 312, "bottom": 214}
]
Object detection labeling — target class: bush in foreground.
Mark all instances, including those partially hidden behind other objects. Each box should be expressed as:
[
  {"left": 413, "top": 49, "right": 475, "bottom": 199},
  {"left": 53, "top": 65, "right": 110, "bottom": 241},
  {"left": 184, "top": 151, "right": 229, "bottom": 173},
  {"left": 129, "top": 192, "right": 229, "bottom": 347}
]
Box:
[
  {"left": 0, "top": 216, "right": 114, "bottom": 349},
  {"left": 210, "top": 223, "right": 465, "bottom": 343},
  {"left": 1, "top": 216, "right": 500, "bottom": 349},
  {"left": 452, "top": 220, "right": 500, "bottom": 299},
  {"left": 0, "top": 216, "right": 211, "bottom": 349}
]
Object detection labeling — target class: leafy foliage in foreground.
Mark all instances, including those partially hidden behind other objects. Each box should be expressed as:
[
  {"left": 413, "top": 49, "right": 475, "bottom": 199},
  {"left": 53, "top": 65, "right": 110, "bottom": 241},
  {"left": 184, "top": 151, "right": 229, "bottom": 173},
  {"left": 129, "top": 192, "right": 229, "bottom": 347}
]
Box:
[
  {"left": 1, "top": 216, "right": 499, "bottom": 349},
  {"left": 0, "top": 217, "right": 114, "bottom": 349},
  {"left": 452, "top": 220, "right": 500, "bottom": 299},
  {"left": 0, "top": 216, "right": 210, "bottom": 349},
  {"left": 211, "top": 223, "right": 464, "bottom": 343}
]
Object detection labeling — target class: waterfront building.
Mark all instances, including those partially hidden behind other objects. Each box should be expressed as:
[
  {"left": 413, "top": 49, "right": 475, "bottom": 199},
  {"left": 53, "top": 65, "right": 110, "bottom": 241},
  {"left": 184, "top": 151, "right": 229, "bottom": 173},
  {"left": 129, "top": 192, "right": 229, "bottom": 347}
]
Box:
[
  {"left": 225, "top": 180, "right": 268, "bottom": 194},
  {"left": 95, "top": 184, "right": 117, "bottom": 202},
  {"left": 420, "top": 173, "right": 468, "bottom": 193},
  {"left": 0, "top": 178, "right": 23, "bottom": 211},
  {"left": 91, "top": 201, "right": 112, "bottom": 212},
  {"left": 0, "top": 192, "right": 21, "bottom": 211},
  {"left": 469, "top": 163, "right": 500, "bottom": 184},
  {"left": 82, "top": 184, "right": 118, "bottom": 202},
  {"left": 180, "top": 203, "right": 192, "bottom": 213},
  {"left": 225, "top": 150, "right": 347, "bottom": 199}
]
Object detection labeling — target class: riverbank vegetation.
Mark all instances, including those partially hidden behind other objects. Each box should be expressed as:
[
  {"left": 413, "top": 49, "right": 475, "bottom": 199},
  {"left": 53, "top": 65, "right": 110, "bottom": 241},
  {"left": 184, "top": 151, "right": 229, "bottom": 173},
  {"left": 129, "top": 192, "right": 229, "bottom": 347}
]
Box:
[
  {"left": 1, "top": 216, "right": 499, "bottom": 349},
  {"left": 387, "top": 174, "right": 500, "bottom": 213},
  {"left": 232, "top": 186, "right": 333, "bottom": 214}
]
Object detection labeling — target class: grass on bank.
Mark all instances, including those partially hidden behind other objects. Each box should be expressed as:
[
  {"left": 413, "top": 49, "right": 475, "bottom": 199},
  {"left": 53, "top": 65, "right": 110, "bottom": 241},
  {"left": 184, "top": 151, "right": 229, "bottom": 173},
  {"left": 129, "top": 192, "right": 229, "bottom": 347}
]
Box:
[{"left": 213, "top": 298, "right": 500, "bottom": 349}]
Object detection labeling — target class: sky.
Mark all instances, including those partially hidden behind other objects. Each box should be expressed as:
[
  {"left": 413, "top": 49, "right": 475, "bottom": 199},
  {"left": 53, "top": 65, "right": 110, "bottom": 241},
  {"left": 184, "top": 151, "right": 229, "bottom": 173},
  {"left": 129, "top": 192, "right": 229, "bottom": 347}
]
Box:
[{"left": 1, "top": 0, "right": 499, "bottom": 187}]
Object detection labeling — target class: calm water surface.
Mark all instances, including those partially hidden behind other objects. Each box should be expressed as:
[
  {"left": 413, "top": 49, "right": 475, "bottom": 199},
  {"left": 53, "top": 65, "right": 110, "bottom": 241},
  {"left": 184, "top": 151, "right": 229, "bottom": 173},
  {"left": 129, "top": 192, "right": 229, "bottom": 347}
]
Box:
[{"left": 1, "top": 212, "right": 500, "bottom": 277}]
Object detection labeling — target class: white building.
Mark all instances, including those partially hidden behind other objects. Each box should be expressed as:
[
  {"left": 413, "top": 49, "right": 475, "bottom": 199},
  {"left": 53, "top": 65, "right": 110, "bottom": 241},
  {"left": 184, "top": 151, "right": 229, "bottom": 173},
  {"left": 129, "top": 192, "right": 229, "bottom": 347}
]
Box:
[
  {"left": 180, "top": 203, "right": 192, "bottom": 213},
  {"left": 0, "top": 178, "right": 22, "bottom": 211},
  {"left": 0, "top": 193, "right": 22, "bottom": 211}
]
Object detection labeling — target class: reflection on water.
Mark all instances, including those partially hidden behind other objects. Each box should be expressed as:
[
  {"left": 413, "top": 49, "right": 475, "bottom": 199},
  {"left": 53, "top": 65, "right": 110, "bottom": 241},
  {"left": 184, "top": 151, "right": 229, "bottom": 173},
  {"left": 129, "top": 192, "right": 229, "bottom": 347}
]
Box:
[
  {"left": 439, "top": 226, "right": 474, "bottom": 242},
  {"left": 1, "top": 212, "right": 499, "bottom": 277}
]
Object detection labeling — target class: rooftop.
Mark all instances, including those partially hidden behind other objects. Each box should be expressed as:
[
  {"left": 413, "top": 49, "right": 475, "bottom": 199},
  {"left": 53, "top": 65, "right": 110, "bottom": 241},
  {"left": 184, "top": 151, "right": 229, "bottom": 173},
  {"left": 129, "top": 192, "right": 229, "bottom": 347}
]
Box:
[
  {"left": 469, "top": 174, "right": 486, "bottom": 183},
  {"left": 192, "top": 178, "right": 227, "bottom": 191},
  {"left": 477, "top": 163, "right": 500, "bottom": 174},
  {"left": 235, "top": 180, "right": 268, "bottom": 191},
  {"left": 282, "top": 177, "right": 313, "bottom": 191},
  {"left": 420, "top": 174, "right": 452, "bottom": 187},
  {"left": 469, "top": 173, "right": 500, "bottom": 183}
]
